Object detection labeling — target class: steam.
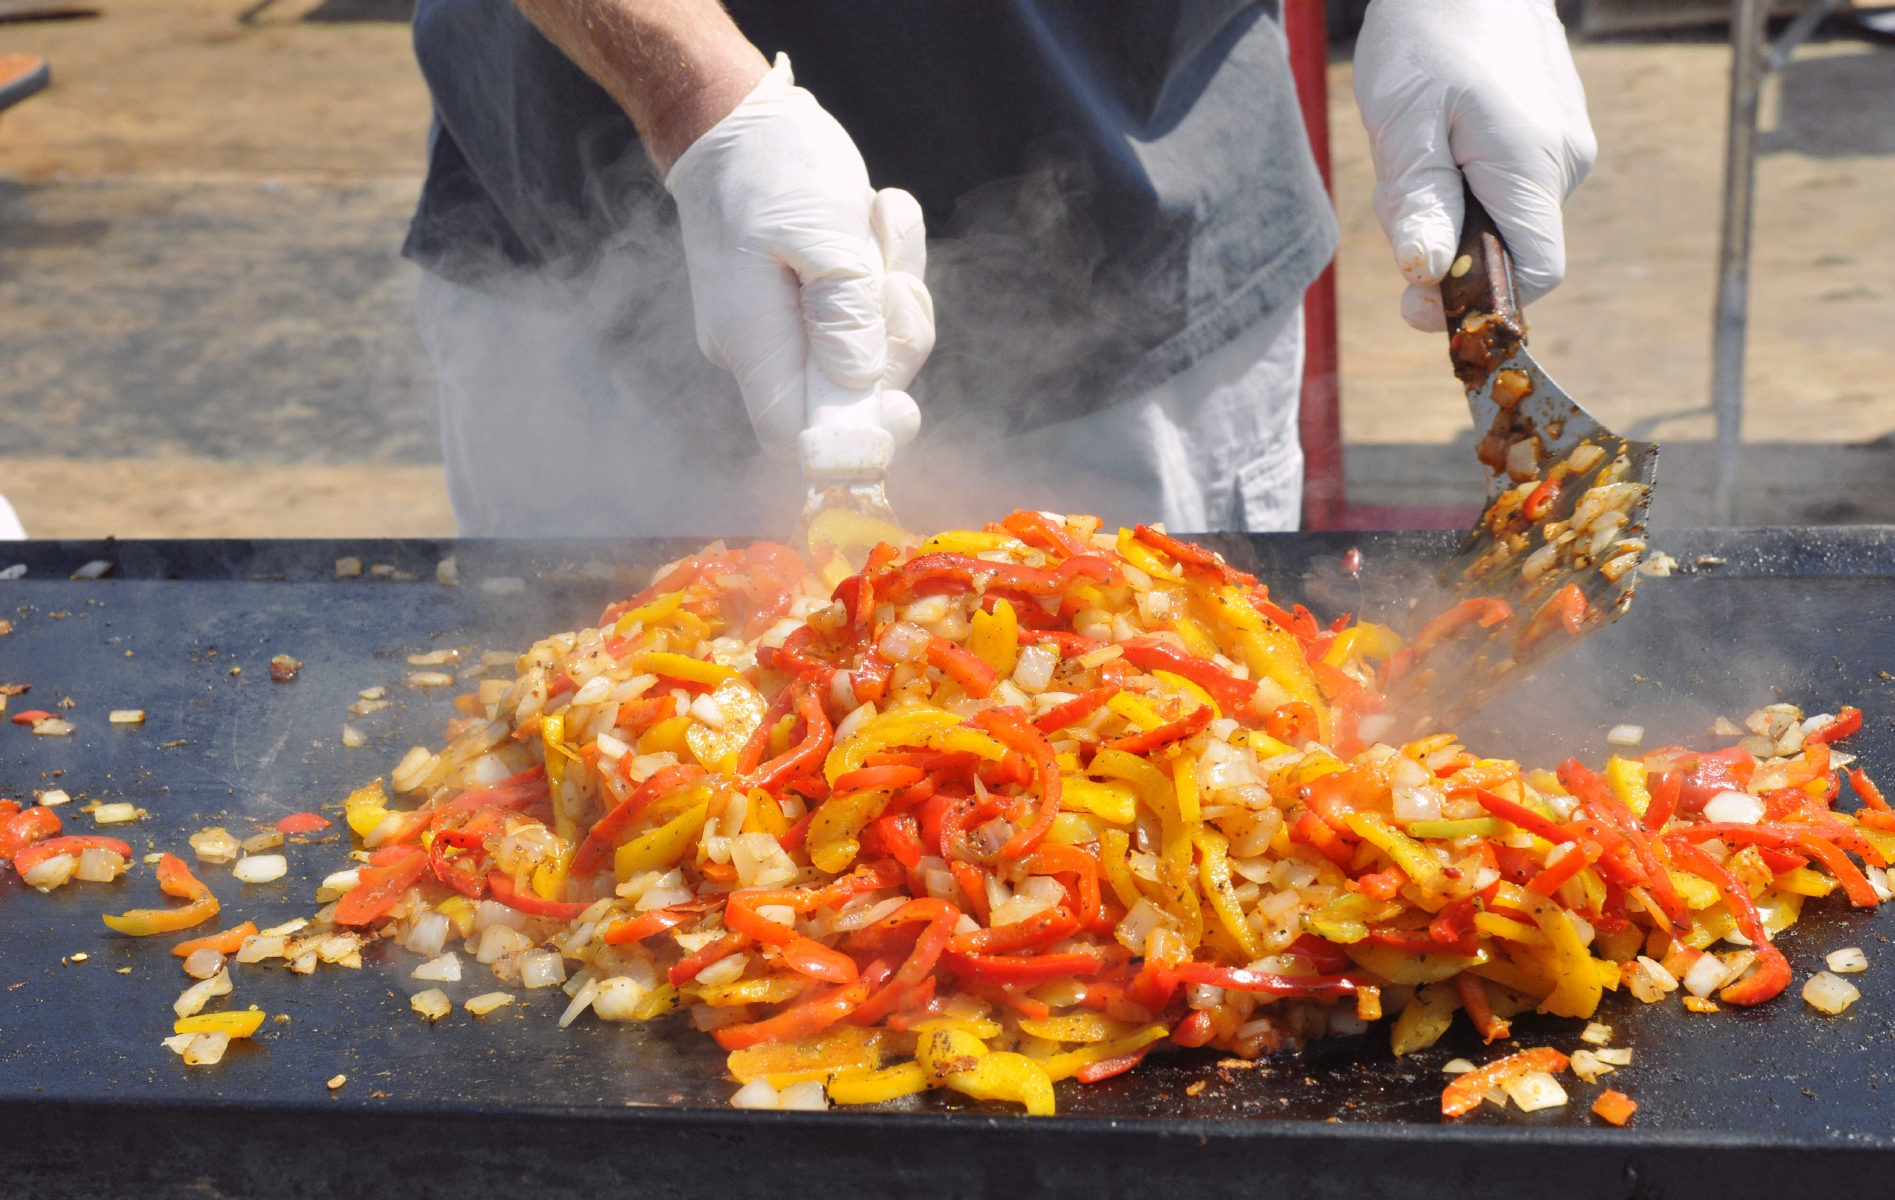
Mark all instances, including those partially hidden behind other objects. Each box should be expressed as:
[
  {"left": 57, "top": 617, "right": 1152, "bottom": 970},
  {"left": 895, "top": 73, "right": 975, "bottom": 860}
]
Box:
[{"left": 414, "top": 125, "right": 1227, "bottom": 541}]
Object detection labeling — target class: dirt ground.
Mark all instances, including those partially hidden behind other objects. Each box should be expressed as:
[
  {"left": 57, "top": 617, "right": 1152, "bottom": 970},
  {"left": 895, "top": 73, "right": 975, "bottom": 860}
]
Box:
[{"left": 1, "top": 2, "right": 1891, "bottom": 536}]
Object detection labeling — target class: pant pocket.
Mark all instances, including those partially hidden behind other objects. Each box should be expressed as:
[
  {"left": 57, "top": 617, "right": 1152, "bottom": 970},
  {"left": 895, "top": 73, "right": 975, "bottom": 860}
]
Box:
[{"left": 1236, "top": 443, "right": 1304, "bottom": 533}]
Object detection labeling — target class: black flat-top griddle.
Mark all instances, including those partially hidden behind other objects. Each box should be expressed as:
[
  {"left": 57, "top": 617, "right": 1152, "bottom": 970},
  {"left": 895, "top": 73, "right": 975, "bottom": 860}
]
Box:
[{"left": 4, "top": 529, "right": 1895, "bottom": 1200}]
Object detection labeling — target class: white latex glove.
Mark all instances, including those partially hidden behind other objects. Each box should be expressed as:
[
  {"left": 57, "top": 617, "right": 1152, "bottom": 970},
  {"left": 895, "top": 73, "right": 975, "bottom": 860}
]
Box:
[
  {"left": 1353, "top": 0, "right": 1597, "bottom": 332},
  {"left": 666, "top": 54, "right": 935, "bottom": 477}
]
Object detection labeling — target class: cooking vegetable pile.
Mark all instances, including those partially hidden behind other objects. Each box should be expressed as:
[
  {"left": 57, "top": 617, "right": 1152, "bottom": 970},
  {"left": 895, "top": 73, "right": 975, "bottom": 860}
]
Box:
[{"left": 3, "top": 512, "right": 1883, "bottom": 1119}]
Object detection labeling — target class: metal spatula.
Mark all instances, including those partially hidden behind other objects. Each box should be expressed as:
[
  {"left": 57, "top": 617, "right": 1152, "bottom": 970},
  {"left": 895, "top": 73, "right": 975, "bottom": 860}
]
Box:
[{"left": 1382, "top": 183, "right": 1661, "bottom": 739}]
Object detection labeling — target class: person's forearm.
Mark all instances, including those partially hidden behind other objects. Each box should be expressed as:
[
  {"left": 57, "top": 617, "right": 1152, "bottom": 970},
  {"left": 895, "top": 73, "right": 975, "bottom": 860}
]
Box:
[{"left": 511, "top": 0, "right": 768, "bottom": 174}]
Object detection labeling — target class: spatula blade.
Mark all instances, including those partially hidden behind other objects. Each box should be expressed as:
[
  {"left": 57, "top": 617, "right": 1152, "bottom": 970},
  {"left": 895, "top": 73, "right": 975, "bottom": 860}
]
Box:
[{"left": 1382, "top": 183, "right": 1661, "bottom": 739}]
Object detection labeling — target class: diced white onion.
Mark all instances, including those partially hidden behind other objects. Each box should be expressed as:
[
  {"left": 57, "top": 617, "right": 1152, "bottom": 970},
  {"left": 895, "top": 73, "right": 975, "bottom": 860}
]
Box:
[
  {"left": 730, "top": 1079, "right": 781, "bottom": 1110},
  {"left": 694, "top": 955, "right": 747, "bottom": 987},
  {"left": 1682, "top": 952, "right": 1730, "bottom": 998},
  {"left": 1702, "top": 790, "right": 1764, "bottom": 825},
  {"left": 233, "top": 854, "right": 287, "bottom": 884},
  {"left": 108, "top": 710, "right": 146, "bottom": 725},
  {"left": 1580, "top": 1022, "right": 1613, "bottom": 1045},
  {"left": 1502, "top": 1070, "right": 1569, "bottom": 1112},
  {"left": 1442, "top": 1059, "right": 1475, "bottom": 1075},
  {"left": 22, "top": 854, "right": 75, "bottom": 890},
  {"left": 465, "top": 991, "right": 515, "bottom": 1015},
  {"left": 403, "top": 912, "right": 452, "bottom": 958},
  {"left": 411, "top": 988, "right": 452, "bottom": 1021},
  {"left": 559, "top": 977, "right": 601, "bottom": 1028},
  {"left": 877, "top": 621, "right": 933, "bottom": 664},
  {"left": 833, "top": 701, "right": 878, "bottom": 743},
  {"left": 519, "top": 949, "right": 567, "bottom": 989},
  {"left": 1606, "top": 724, "right": 1644, "bottom": 747},
  {"left": 183, "top": 948, "right": 225, "bottom": 979},
  {"left": 1012, "top": 645, "right": 1058, "bottom": 694},
  {"left": 592, "top": 977, "right": 650, "bottom": 1020},
  {"left": 181, "top": 1032, "right": 230, "bottom": 1066},
  {"left": 174, "top": 969, "right": 232, "bottom": 1018},
  {"left": 1828, "top": 947, "right": 1869, "bottom": 974},
  {"left": 412, "top": 952, "right": 462, "bottom": 982},
  {"left": 92, "top": 802, "right": 138, "bottom": 824},
  {"left": 1803, "top": 970, "right": 1861, "bottom": 1015},
  {"left": 236, "top": 936, "right": 287, "bottom": 963},
  {"left": 777, "top": 1081, "right": 829, "bottom": 1111}
]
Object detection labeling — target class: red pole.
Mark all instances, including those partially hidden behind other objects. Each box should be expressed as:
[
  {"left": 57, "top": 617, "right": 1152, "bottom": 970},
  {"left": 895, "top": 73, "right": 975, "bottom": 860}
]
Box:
[{"left": 1283, "top": 0, "right": 1344, "bottom": 531}]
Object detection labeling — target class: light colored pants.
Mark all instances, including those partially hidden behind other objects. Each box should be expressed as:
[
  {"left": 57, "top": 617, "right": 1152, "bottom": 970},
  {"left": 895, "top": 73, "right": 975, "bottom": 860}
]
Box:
[{"left": 417, "top": 269, "right": 1304, "bottom": 538}]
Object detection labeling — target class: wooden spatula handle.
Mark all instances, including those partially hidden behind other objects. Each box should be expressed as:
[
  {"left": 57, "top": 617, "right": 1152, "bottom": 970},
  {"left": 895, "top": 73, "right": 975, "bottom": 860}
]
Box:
[{"left": 1440, "top": 179, "right": 1525, "bottom": 386}]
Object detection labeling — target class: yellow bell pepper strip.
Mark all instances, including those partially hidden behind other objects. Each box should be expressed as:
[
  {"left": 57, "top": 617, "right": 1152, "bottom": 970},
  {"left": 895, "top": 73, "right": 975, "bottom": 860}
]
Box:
[
  {"left": 170, "top": 922, "right": 258, "bottom": 959},
  {"left": 1039, "top": 1023, "right": 1171, "bottom": 1083},
  {"left": 612, "top": 589, "right": 684, "bottom": 635},
  {"left": 824, "top": 708, "right": 963, "bottom": 783},
  {"left": 1343, "top": 812, "right": 1445, "bottom": 890},
  {"left": 828, "top": 1061, "right": 931, "bottom": 1105},
  {"left": 915, "top": 529, "right": 1027, "bottom": 557},
  {"left": 1090, "top": 749, "right": 1202, "bottom": 944},
  {"left": 540, "top": 711, "right": 574, "bottom": 788},
  {"left": 634, "top": 651, "right": 740, "bottom": 689},
  {"left": 1390, "top": 981, "right": 1461, "bottom": 1056},
  {"left": 1405, "top": 818, "right": 1506, "bottom": 840},
  {"left": 1106, "top": 691, "right": 1166, "bottom": 732},
  {"left": 571, "top": 764, "right": 707, "bottom": 879},
  {"left": 1604, "top": 755, "right": 1652, "bottom": 818},
  {"left": 1115, "top": 526, "right": 1177, "bottom": 578},
  {"left": 1017, "top": 1012, "right": 1140, "bottom": 1044},
  {"left": 614, "top": 796, "right": 712, "bottom": 880},
  {"left": 102, "top": 854, "right": 220, "bottom": 936},
  {"left": 343, "top": 779, "right": 391, "bottom": 839},
  {"left": 915, "top": 1024, "right": 1056, "bottom": 1115},
  {"left": 970, "top": 706, "right": 1061, "bottom": 859},
  {"left": 726, "top": 1025, "right": 888, "bottom": 1083},
  {"left": 1194, "top": 828, "right": 1264, "bottom": 961},
  {"left": 686, "top": 974, "right": 813, "bottom": 1008},
  {"left": 1235, "top": 626, "right": 1329, "bottom": 735},
  {"left": 1441, "top": 1046, "right": 1570, "bottom": 1117},
  {"left": 966, "top": 597, "right": 1019, "bottom": 678},
  {"left": 1098, "top": 827, "right": 1146, "bottom": 911},
  {"left": 1150, "top": 670, "right": 1221, "bottom": 721},
  {"left": 807, "top": 766, "right": 920, "bottom": 873},
  {"left": 1320, "top": 622, "right": 1402, "bottom": 668},
  {"left": 712, "top": 962, "right": 888, "bottom": 1052},
  {"left": 1506, "top": 884, "right": 1603, "bottom": 1019},
  {"left": 174, "top": 1010, "right": 267, "bottom": 1039}
]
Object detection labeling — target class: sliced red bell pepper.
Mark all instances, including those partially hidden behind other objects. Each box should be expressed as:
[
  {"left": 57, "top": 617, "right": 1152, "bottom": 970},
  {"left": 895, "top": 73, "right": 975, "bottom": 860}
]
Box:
[
  {"left": 569, "top": 763, "right": 707, "bottom": 878},
  {"left": 1102, "top": 703, "right": 1214, "bottom": 757},
  {"left": 971, "top": 706, "right": 1062, "bottom": 860},
  {"left": 940, "top": 949, "right": 1106, "bottom": 987},
  {"left": 668, "top": 932, "right": 753, "bottom": 987},
  {"left": 1457, "top": 970, "right": 1511, "bottom": 1042},
  {"left": 831, "top": 765, "right": 927, "bottom": 797},
  {"left": 1171, "top": 962, "right": 1362, "bottom": 998},
  {"left": 1663, "top": 836, "right": 1791, "bottom": 1005},
  {"left": 712, "top": 961, "right": 890, "bottom": 1051},
  {"left": 1794, "top": 831, "right": 1880, "bottom": 908},
  {"left": 1000, "top": 509, "right": 1093, "bottom": 559},
  {"left": 1116, "top": 637, "right": 1257, "bottom": 712},
  {"left": 1522, "top": 582, "right": 1588, "bottom": 647},
  {"left": 1806, "top": 706, "right": 1862, "bottom": 746},
  {"left": 333, "top": 845, "right": 428, "bottom": 927},
  {"left": 1384, "top": 598, "right": 1513, "bottom": 685},
  {"left": 948, "top": 907, "right": 1079, "bottom": 957},
  {"left": 170, "top": 922, "right": 260, "bottom": 959},
  {"left": 849, "top": 899, "right": 960, "bottom": 1026},
  {"left": 1034, "top": 685, "right": 1121, "bottom": 735},
  {"left": 13, "top": 834, "right": 132, "bottom": 875},
  {"left": 601, "top": 903, "right": 712, "bottom": 946},
  {"left": 1471, "top": 787, "right": 1569, "bottom": 844},
  {"left": 0, "top": 806, "right": 62, "bottom": 862},
  {"left": 1019, "top": 630, "right": 1108, "bottom": 658},
  {"left": 1644, "top": 769, "right": 1683, "bottom": 831},
  {"left": 1528, "top": 838, "right": 1603, "bottom": 896},
  {"left": 1131, "top": 524, "right": 1257, "bottom": 587},
  {"left": 9, "top": 710, "right": 55, "bottom": 726},
  {"left": 487, "top": 868, "right": 590, "bottom": 921},
  {"left": 1170, "top": 1009, "right": 1215, "bottom": 1048},
  {"left": 274, "top": 811, "right": 332, "bottom": 834},
  {"left": 926, "top": 635, "right": 997, "bottom": 699}
]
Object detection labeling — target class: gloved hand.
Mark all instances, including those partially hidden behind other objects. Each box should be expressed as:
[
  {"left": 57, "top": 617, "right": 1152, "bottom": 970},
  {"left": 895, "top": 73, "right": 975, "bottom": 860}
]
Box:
[
  {"left": 666, "top": 53, "right": 934, "bottom": 473},
  {"left": 1353, "top": 0, "right": 1597, "bottom": 332}
]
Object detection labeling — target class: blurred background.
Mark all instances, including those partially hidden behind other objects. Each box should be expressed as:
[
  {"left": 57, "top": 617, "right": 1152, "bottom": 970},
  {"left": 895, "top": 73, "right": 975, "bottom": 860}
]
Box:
[{"left": 0, "top": 0, "right": 1890, "bottom": 538}]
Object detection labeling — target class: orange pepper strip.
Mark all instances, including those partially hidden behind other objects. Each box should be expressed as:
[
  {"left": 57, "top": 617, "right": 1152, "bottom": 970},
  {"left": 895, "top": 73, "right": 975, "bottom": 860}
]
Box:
[
  {"left": 1456, "top": 971, "right": 1510, "bottom": 1043},
  {"left": 725, "top": 888, "right": 860, "bottom": 985},
  {"left": 927, "top": 635, "right": 997, "bottom": 699},
  {"left": 849, "top": 898, "right": 961, "bottom": 1026},
  {"left": 1026, "top": 843, "right": 1103, "bottom": 930},
  {"left": 1592, "top": 1089, "right": 1638, "bottom": 1126},
  {"left": 171, "top": 922, "right": 259, "bottom": 958},
  {"left": 1851, "top": 767, "right": 1892, "bottom": 812},
  {"left": 970, "top": 706, "right": 1062, "bottom": 860},
  {"left": 1441, "top": 1047, "right": 1571, "bottom": 1118},
  {"left": 102, "top": 854, "right": 221, "bottom": 936},
  {"left": 1793, "top": 831, "right": 1881, "bottom": 908},
  {"left": 712, "top": 961, "right": 890, "bottom": 1051},
  {"left": 1664, "top": 837, "right": 1792, "bottom": 1005}
]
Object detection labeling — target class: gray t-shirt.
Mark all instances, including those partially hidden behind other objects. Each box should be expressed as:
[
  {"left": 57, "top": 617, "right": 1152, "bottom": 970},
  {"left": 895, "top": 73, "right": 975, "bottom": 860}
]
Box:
[{"left": 404, "top": 0, "right": 1337, "bottom": 434}]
